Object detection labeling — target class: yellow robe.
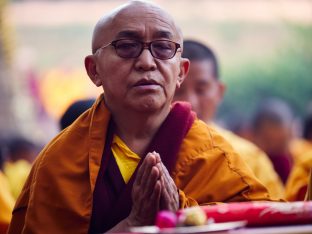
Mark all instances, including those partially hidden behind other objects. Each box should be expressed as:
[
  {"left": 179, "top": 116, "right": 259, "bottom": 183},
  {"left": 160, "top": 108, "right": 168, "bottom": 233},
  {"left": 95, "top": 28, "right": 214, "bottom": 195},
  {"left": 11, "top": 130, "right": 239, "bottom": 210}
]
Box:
[
  {"left": 4, "top": 160, "right": 31, "bottom": 199},
  {"left": 0, "top": 171, "right": 15, "bottom": 233},
  {"left": 8, "top": 95, "right": 270, "bottom": 234},
  {"left": 290, "top": 138, "right": 312, "bottom": 163},
  {"left": 285, "top": 150, "right": 312, "bottom": 201},
  {"left": 213, "top": 125, "right": 285, "bottom": 200}
]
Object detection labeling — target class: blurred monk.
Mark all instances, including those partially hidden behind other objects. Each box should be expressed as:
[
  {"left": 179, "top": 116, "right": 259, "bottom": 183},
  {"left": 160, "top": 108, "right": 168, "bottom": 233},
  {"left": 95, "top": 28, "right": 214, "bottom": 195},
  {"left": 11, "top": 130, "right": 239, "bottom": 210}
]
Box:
[
  {"left": 59, "top": 99, "right": 95, "bottom": 130},
  {"left": 290, "top": 109, "right": 312, "bottom": 162},
  {"left": 8, "top": 2, "right": 271, "bottom": 233},
  {"left": 251, "top": 98, "right": 294, "bottom": 184},
  {"left": 286, "top": 110, "right": 312, "bottom": 200},
  {"left": 0, "top": 141, "right": 15, "bottom": 233},
  {"left": 3, "top": 137, "right": 37, "bottom": 199},
  {"left": 173, "top": 39, "right": 284, "bottom": 200},
  {"left": 286, "top": 150, "right": 312, "bottom": 201}
]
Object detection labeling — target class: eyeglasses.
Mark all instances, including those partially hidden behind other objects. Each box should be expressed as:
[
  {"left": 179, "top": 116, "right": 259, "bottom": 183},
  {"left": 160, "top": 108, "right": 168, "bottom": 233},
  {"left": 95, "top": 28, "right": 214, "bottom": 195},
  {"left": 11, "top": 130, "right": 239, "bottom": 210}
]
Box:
[{"left": 95, "top": 39, "right": 181, "bottom": 60}]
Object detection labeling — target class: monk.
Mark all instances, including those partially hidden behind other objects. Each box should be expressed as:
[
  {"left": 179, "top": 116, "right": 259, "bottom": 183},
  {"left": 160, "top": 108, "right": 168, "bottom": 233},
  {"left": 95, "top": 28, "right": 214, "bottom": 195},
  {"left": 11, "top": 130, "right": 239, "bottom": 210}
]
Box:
[
  {"left": 286, "top": 150, "right": 312, "bottom": 200},
  {"left": 3, "top": 137, "right": 36, "bottom": 199},
  {"left": 173, "top": 40, "right": 284, "bottom": 200},
  {"left": 0, "top": 170, "right": 14, "bottom": 233},
  {"left": 59, "top": 99, "right": 95, "bottom": 130},
  {"left": 251, "top": 98, "right": 294, "bottom": 184},
  {"left": 0, "top": 143, "right": 15, "bottom": 233},
  {"left": 290, "top": 110, "right": 312, "bottom": 163},
  {"left": 8, "top": 2, "right": 270, "bottom": 233},
  {"left": 286, "top": 111, "right": 312, "bottom": 200}
]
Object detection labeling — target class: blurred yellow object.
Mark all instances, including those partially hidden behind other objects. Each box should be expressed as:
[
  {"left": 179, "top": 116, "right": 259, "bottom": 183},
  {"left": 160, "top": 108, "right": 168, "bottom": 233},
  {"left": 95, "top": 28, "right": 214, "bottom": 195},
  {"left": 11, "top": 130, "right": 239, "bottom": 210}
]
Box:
[
  {"left": 305, "top": 169, "right": 312, "bottom": 201},
  {"left": 0, "top": 171, "right": 15, "bottom": 229},
  {"left": 290, "top": 138, "right": 312, "bottom": 163},
  {"left": 111, "top": 135, "right": 140, "bottom": 183},
  {"left": 40, "top": 69, "right": 101, "bottom": 119},
  {"left": 285, "top": 150, "right": 312, "bottom": 201},
  {"left": 183, "top": 206, "right": 207, "bottom": 226},
  {"left": 213, "top": 125, "right": 285, "bottom": 200},
  {"left": 4, "top": 160, "right": 31, "bottom": 199}
]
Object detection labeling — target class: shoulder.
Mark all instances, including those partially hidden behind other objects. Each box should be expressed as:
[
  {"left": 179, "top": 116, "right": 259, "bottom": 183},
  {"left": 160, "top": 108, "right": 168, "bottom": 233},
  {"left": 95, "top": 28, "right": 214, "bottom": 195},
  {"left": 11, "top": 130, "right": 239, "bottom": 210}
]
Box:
[
  {"left": 295, "top": 150, "right": 312, "bottom": 171},
  {"left": 216, "top": 126, "right": 264, "bottom": 158},
  {"left": 174, "top": 119, "right": 250, "bottom": 176},
  {"left": 173, "top": 119, "right": 270, "bottom": 202},
  {"left": 21, "top": 95, "right": 109, "bottom": 189}
]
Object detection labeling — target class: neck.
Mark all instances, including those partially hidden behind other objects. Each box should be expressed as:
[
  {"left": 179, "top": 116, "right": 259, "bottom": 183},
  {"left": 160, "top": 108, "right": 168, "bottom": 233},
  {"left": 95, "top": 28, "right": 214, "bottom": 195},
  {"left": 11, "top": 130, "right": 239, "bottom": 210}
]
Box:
[{"left": 112, "top": 106, "right": 171, "bottom": 156}]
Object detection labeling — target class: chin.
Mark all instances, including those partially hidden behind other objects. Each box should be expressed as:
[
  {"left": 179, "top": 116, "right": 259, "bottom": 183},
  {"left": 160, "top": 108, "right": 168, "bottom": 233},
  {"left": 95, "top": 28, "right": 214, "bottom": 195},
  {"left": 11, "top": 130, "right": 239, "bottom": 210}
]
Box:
[{"left": 130, "top": 97, "right": 167, "bottom": 113}]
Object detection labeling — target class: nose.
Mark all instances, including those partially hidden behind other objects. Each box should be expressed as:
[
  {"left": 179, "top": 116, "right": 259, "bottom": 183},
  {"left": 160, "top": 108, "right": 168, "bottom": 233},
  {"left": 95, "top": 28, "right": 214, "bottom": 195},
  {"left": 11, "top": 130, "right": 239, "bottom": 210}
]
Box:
[{"left": 134, "top": 48, "right": 157, "bottom": 71}]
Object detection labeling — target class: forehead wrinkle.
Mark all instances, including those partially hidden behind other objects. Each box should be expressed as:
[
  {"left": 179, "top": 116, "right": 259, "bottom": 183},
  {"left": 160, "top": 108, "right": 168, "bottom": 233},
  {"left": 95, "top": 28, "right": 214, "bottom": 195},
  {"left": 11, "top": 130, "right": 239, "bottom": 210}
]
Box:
[{"left": 115, "top": 30, "right": 142, "bottom": 40}]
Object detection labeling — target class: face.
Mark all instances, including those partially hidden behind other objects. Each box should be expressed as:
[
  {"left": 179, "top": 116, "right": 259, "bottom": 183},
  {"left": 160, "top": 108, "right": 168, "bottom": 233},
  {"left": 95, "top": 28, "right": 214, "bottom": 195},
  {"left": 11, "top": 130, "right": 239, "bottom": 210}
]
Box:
[
  {"left": 85, "top": 4, "right": 189, "bottom": 115},
  {"left": 173, "top": 60, "right": 225, "bottom": 123},
  {"left": 254, "top": 121, "right": 292, "bottom": 154}
]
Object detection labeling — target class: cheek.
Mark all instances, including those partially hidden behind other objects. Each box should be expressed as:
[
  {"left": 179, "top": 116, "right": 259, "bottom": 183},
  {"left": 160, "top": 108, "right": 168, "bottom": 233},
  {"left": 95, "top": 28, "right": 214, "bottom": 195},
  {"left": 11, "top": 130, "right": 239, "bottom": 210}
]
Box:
[{"left": 160, "top": 64, "right": 180, "bottom": 91}]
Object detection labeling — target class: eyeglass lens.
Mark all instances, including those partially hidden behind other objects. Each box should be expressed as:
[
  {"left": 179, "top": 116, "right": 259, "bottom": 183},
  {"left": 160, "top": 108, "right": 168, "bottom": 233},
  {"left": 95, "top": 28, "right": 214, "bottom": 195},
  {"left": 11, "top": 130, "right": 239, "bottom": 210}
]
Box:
[{"left": 113, "top": 40, "right": 178, "bottom": 60}]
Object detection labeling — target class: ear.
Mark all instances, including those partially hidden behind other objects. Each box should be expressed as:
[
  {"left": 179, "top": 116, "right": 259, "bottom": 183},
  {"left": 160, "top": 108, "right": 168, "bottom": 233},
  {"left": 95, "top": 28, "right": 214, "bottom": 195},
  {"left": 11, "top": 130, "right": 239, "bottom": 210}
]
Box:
[
  {"left": 217, "top": 81, "right": 226, "bottom": 102},
  {"left": 84, "top": 55, "right": 102, "bottom": 87},
  {"left": 176, "top": 58, "right": 190, "bottom": 88}
]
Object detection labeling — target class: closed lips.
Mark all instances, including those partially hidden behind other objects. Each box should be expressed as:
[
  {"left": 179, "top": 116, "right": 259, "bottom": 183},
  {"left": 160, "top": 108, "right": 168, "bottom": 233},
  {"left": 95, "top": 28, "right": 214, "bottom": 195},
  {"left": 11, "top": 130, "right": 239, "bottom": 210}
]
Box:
[{"left": 134, "top": 79, "right": 160, "bottom": 86}]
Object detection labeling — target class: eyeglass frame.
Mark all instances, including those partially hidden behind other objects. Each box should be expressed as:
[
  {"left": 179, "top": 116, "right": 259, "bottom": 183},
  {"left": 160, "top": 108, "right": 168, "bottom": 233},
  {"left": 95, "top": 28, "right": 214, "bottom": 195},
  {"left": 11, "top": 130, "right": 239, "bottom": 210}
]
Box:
[{"left": 94, "top": 39, "right": 181, "bottom": 60}]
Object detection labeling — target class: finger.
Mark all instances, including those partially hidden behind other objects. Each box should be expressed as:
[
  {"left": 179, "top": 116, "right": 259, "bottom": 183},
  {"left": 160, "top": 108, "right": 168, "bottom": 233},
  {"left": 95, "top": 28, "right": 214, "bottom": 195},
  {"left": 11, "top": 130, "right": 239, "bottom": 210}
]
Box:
[
  {"left": 160, "top": 162, "right": 176, "bottom": 191},
  {"left": 144, "top": 166, "right": 161, "bottom": 197},
  {"left": 161, "top": 179, "right": 171, "bottom": 206},
  {"left": 135, "top": 152, "right": 155, "bottom": 186},
  {"left": 146, "top": 180, "right": 162, "bottom": 221},
  {"left": 153, "top": 151, "right": 161, "bottom": 163},
  {"left": 151, "top": 180, "right": 162, "bottom": 204},
  {"left": 160, "top": 163, "right": 179, "bottom": 204},
  {"left": 140, "top": 154, "right": 157, "bottom": 189}
]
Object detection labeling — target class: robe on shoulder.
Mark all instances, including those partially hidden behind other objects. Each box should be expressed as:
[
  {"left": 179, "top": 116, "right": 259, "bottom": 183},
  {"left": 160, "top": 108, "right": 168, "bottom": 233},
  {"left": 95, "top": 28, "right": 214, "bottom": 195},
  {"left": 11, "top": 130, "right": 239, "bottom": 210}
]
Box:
[
  {"left": 213, "top": 125, "right": 284, "bottom": 200},
  {"left": 286, "top": 150, "right": 312, "bottom": 201}
]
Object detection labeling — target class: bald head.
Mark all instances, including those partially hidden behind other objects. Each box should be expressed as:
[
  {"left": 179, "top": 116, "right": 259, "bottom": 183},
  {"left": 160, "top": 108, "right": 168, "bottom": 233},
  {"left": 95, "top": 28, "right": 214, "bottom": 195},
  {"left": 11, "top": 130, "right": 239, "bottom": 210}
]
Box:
[{"left": 91, "top": 1, "right": 183, "bottom": 54}]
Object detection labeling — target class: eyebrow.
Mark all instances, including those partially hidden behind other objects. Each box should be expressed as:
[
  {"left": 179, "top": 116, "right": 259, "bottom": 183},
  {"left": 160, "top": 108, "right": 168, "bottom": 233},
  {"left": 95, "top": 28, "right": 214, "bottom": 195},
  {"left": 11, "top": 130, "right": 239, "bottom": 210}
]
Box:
[{"left": 153, "top": 30, "right": 173, "bottom": 40}]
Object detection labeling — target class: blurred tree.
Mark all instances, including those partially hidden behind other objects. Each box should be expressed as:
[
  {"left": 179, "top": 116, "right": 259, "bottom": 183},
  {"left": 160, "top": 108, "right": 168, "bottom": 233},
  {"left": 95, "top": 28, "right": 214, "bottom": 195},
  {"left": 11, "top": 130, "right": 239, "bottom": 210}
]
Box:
[{"left": 219, "top": 23, "right": 312, "bottom": 125}]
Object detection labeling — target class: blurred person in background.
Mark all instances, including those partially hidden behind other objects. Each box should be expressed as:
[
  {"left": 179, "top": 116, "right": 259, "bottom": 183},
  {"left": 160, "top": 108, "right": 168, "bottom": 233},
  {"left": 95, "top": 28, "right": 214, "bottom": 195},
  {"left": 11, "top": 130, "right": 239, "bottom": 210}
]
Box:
[
  {"left": 173, "top": 39, "right": 284, "bottom": 200},
  {"left": 286, "top": 151, "right": 312, "bottom": 201},
  {"left": 251, "top": 98, "right": 295, "bottom": 184},
  {"left": 8, "top": 2, "right": 270, "bottom": 233},
  {"left": 3, "top": 136, "right": 39, "bottom": 199},
  {"left": 290, "top": 107, "right": 312, "bottom": 163},
  {"left": 227, "top": 114, "right": 254, "bottom": 142},
  {"left": 0, "top": 140, "right": 15, "bottom": 233},
  {"left": 59, "top": 99, "right": 95, "bottom": 130},
  {"left": 286, "top": 109, "right": 312, "bottom": 200}
]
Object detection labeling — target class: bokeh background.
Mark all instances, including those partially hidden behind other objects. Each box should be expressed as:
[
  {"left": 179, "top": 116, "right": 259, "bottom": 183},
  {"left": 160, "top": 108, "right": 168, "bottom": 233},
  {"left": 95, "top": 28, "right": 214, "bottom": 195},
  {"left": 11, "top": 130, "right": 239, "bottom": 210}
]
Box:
[{"left": 0, "top": 0, "right": 312, "bottom": 144}]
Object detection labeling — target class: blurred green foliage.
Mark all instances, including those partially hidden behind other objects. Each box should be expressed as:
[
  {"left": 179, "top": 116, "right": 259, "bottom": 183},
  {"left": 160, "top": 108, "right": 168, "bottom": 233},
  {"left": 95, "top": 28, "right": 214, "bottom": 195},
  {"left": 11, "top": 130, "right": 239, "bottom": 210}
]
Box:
[{"left": 219, "top": 23, "right": 312, "bottom": 123}]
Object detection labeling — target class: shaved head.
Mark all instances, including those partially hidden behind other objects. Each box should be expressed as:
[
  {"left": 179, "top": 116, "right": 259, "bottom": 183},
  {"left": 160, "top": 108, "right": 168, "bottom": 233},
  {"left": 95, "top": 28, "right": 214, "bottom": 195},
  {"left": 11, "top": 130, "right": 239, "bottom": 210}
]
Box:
[{"left": 91, "top": 1, "right": 183, "bottom": 54}]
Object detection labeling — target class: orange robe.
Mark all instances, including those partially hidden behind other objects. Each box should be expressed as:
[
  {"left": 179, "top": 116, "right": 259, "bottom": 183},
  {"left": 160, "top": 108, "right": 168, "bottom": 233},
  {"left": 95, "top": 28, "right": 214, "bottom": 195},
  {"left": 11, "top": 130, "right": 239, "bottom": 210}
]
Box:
[
  {"left": 0, "top": 171, "right": 15, "bottom": 233},
  {"left": 285, "top": 150, "right": 312, "bottom": 201},
  {"left": 213, "top": 125, "right": 285, "bottom": 200},
  {"left": 290, "top": 138, "right": 312, "bottom": 163},
  {"left": 8, "top": 95, "right": 270, "bottom": 234}
]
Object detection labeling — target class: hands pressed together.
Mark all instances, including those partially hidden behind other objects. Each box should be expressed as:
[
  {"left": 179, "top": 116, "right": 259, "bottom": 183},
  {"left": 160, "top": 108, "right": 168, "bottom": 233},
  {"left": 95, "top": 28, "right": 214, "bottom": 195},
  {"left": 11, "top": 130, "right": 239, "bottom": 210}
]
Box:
[{"left": 127, "top": 152, "right": 179, "bottom": 226}]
